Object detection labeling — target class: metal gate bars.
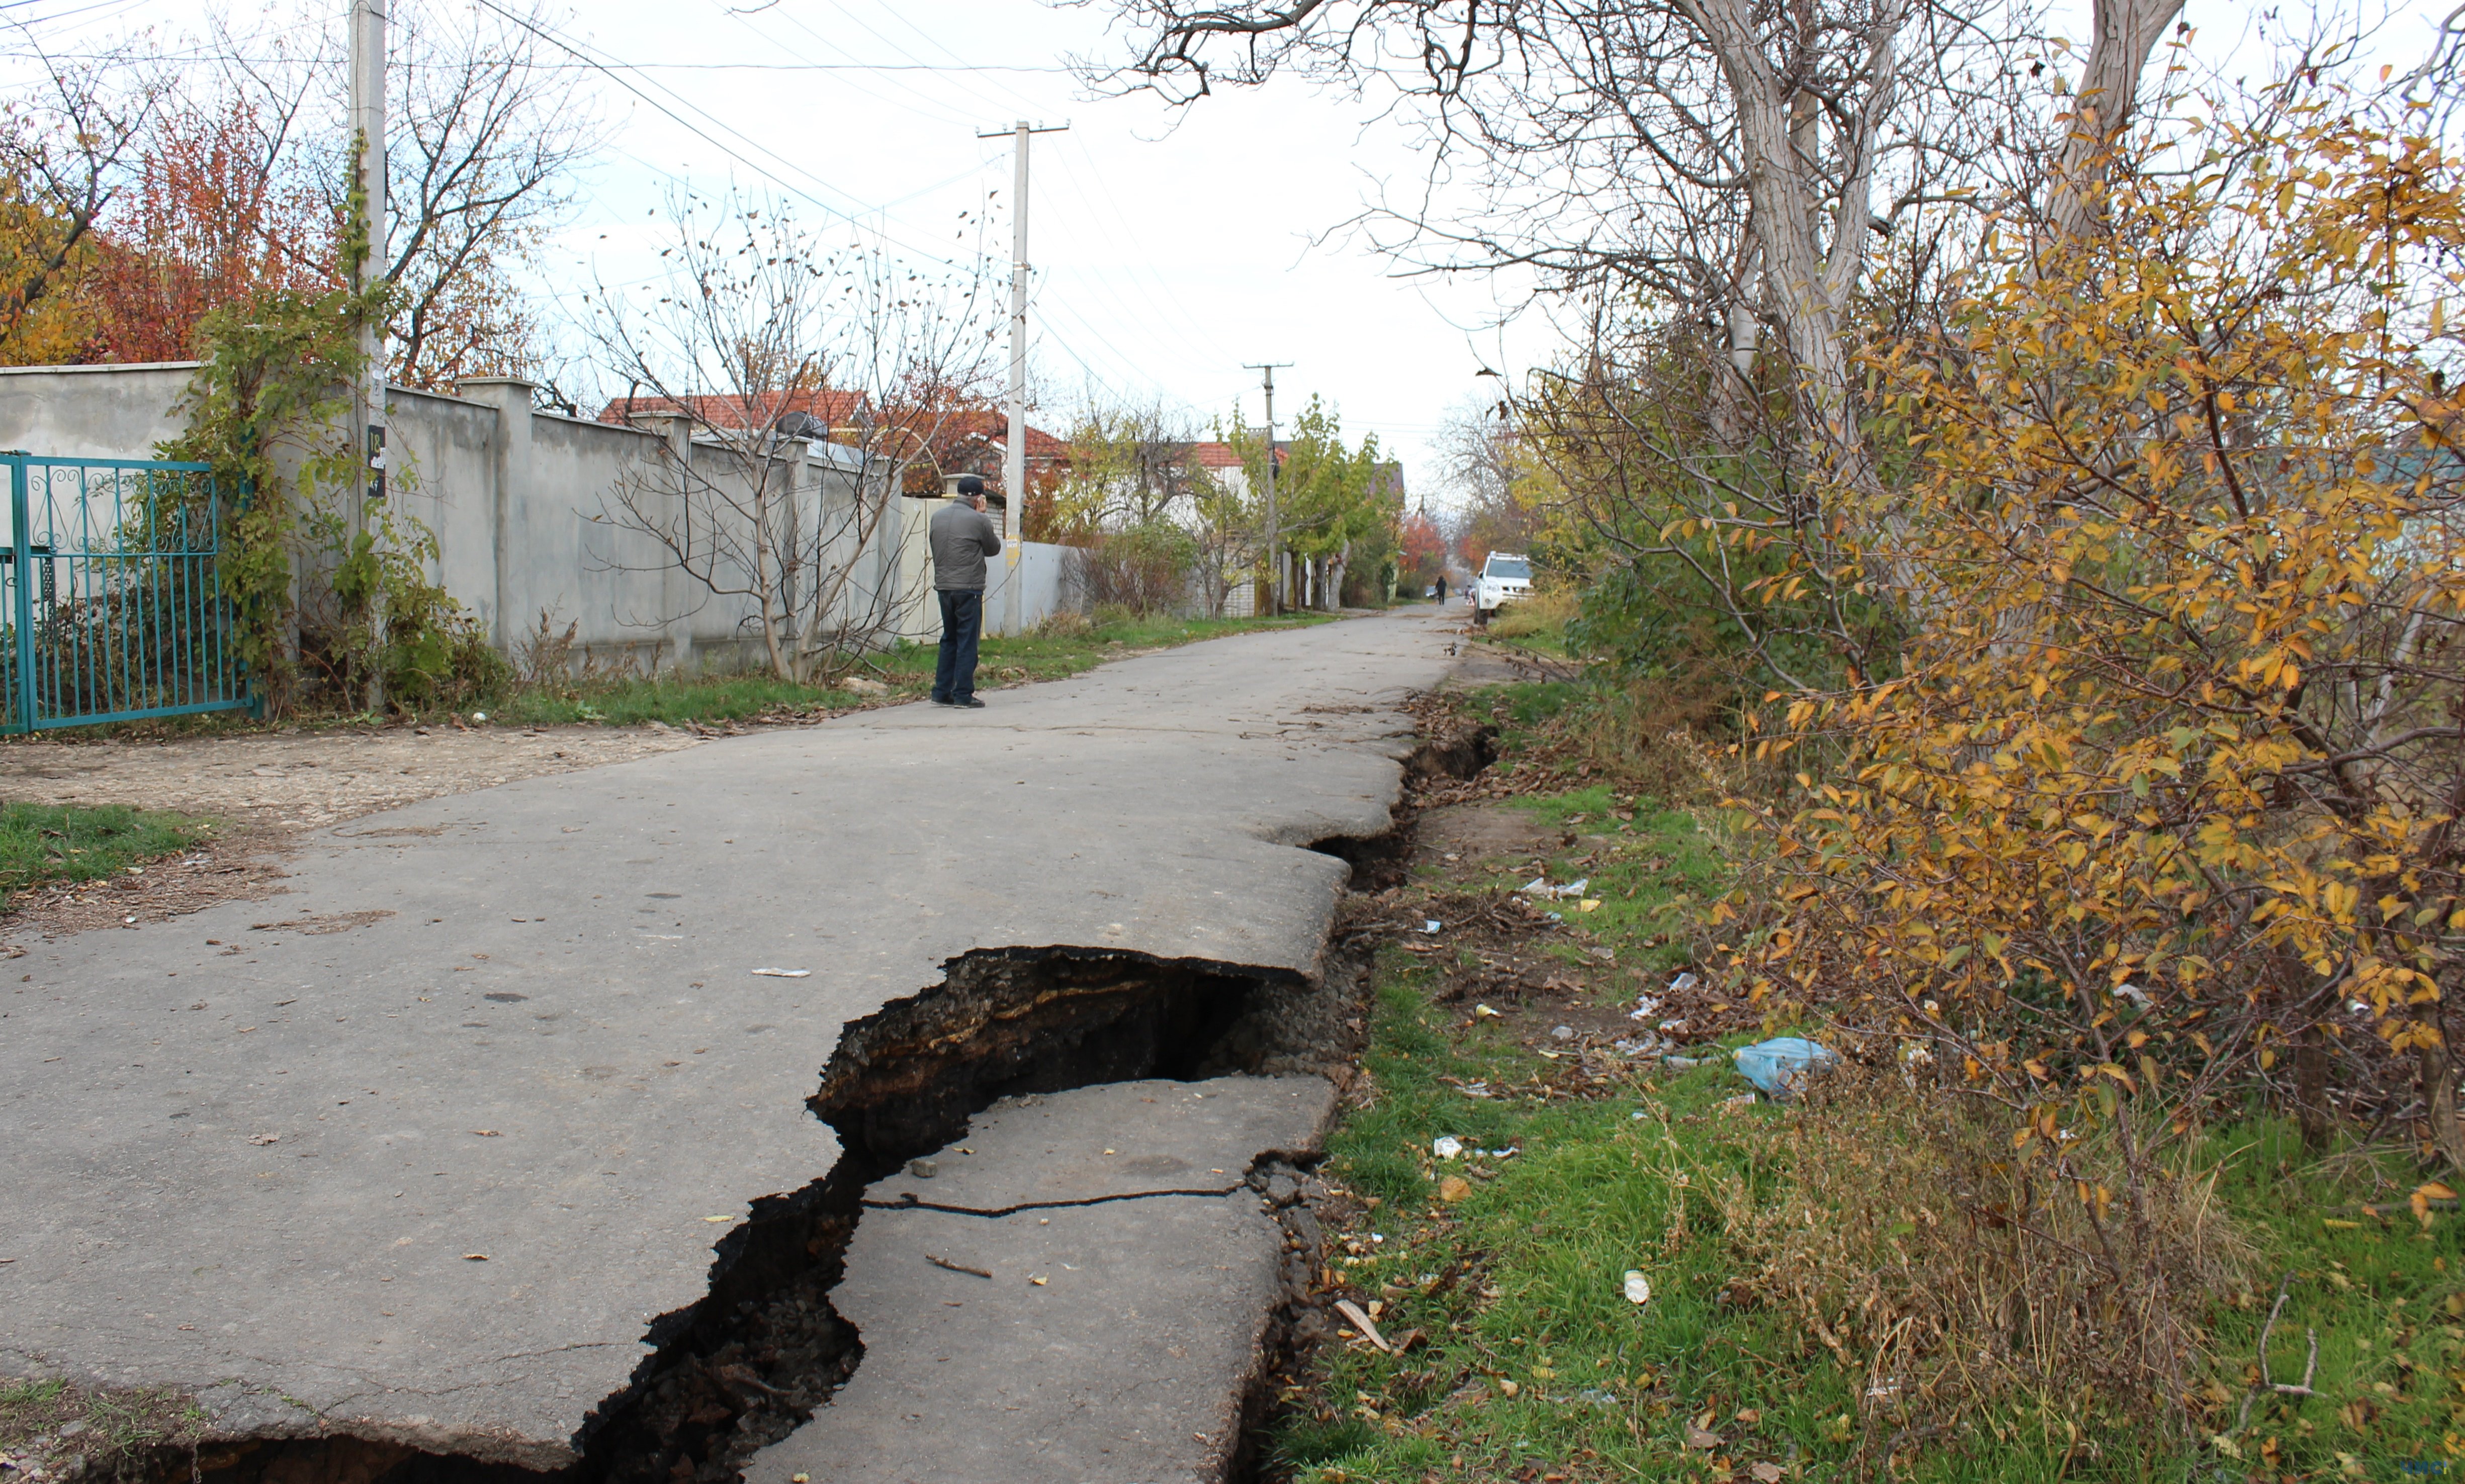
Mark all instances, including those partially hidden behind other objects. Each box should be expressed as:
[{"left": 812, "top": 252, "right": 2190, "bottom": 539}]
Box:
[{"left": 0, "top": 454, "right": 252, "bottom": 732}]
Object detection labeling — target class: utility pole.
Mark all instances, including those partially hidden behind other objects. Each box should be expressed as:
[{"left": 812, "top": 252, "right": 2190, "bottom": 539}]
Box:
[
  {"left": 1244, "top": 362, "right": 1290, "bottom": 615},
  {"left": 977, "top": 119, "right": 1068, "bottom": 636},
  {"left": 349, "top": 0, "right": 388, "bottom": 708}
]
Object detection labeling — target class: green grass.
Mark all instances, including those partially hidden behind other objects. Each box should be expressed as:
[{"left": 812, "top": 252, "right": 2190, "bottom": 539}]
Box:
[
  {"left": 0, "top": 802, "right": 214, "bottom": 899},
  {"left": 471, "top": 673, "right": 873, "bottom": 728},
  {"left": 68, "top": 611, "right": 1343, "bottom": 736},
  {"left": 1274, "top": 693, "right": 2465, "bottom": 1481}
]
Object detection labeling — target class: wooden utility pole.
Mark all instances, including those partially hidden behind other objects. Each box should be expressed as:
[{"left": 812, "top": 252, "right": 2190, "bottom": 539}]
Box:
[
  {"left": 1245, "top": 362, "right": 1290, "bottom": 614},
  {"left": 977, "top": 119, "right": 1068, "bottom": 636},
  {"left": 350, "top": 0, "right": 388, "bottom": 707}
]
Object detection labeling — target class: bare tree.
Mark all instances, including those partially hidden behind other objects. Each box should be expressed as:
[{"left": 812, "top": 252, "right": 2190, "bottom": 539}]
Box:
[
  {"left": 190, "top": 0, "right": 590, "bottom": 386},
  {"left": 1083, "top": 0, "right": 2184, "bottom": 647},
  {"left": 376, "top": 1, "right": 592, "bottom": 386},
  {"left": 586, "top": 188, "right": 997, "bottom": 681}
]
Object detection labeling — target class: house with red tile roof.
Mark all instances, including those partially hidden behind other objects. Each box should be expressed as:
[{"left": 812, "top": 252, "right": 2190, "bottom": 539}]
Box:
[{"left": 596, "top": 389, "right": 873, "bottom": 435}]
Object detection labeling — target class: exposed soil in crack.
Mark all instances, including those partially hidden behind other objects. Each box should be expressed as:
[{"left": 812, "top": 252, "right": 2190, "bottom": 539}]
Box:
[{"left": 138, "top": 944, "right": 1379, "bottom": 1484}]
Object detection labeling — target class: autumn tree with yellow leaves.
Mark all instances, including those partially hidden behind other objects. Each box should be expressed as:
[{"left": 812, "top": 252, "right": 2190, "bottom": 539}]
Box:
[{"left": 1735, "top": 90, "right": 2465, "bottom": 1178}]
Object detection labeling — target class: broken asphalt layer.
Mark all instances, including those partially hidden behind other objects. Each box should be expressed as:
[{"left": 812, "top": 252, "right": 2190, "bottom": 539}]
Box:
[
  {"left": 0, "top": 608, "right": 1458, "bottom": 1468},
  {"left": 748, "top": 1076, "right": 1336, "bottom": 1484}
]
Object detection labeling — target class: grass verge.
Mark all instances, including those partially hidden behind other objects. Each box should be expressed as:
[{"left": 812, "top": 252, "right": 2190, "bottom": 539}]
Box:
[
  {"left": 0, "top": 1376, "right": 209, "bottom": 1480},
  {"left": 44, "top": 612, "right": 1340, "bottom": 738},
  {"left": 0, "top": 802, "right": 215, "bottom": 902},
  {"left": 1266, "top": 681, "right": 2465, "bottom": 1482}
]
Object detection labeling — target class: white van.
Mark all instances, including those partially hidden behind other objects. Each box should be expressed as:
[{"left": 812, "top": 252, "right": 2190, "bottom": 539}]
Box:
[{"left": 1473, "top": 552, "right": 1533, "bottom": 623}]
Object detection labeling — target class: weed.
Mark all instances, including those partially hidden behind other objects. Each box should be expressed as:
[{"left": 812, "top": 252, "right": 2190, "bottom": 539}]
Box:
[{"left": 0, "top": 803, "right": 213, "bottom": 902}]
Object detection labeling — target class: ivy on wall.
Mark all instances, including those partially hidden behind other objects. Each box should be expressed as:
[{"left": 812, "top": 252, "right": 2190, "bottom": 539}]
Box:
[{"left": 157, "top": 152, "right": 500, "bottom": 716}]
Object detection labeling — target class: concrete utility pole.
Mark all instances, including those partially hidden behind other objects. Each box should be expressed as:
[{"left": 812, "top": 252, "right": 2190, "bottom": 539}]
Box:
[
  {"left": 978, "top": 119, "right": 1068, "bottom": 636},
  {"left": 349, "top": 0, "right": 388, "bottom": 708},
  {"left": 1244, "top": 362, "right": 1290, "bottom": 614}
]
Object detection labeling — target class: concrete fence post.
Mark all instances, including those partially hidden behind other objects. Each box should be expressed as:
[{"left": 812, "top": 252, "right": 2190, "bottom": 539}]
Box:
[
  {"left": 456, "top": 376, "right": 535, "bottom": 660},
  {"left": 639, "top": 411, "right": 697, "bottom": 676}
]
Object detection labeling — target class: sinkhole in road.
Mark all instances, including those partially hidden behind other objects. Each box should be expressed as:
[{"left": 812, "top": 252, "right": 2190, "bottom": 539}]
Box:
[{"left": 179, "top": 946, "right": 1365, "bottom": 1484}]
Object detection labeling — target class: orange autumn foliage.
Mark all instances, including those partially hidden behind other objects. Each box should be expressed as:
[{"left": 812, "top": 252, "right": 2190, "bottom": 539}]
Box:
[
  {"left": 1731, "top": 100, "right": 2465, "bottom": 1164},
  {"left": 82, "top": 96, "right": 337, "bottom": 363}
]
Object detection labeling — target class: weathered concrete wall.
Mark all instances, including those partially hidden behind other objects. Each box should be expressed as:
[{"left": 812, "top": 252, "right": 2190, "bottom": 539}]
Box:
[
  {"left": 0, "top": 365, "right": 1096, "bottom": 672},
  {"left": 0, "top": 362, "right": 197, "bottom": 457}
]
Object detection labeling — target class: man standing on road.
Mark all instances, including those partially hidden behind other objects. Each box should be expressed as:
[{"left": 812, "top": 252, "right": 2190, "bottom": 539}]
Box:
[
  {"left": 1433, "top": 572, "right": 1447, "bottom": 604},
  {"left": 930, "top": 475, "right": 1003, "bottom": 708}
]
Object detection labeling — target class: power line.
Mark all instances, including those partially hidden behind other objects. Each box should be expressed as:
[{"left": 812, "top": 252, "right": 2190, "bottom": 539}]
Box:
[
  {"left": 469, "top": 0, "right": 978, "bottom": 267},
  {"left": 725, "top": 1, "right": 982, "bottom": 129}
]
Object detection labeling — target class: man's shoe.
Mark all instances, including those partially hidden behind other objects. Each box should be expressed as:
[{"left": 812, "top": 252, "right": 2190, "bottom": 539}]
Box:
[
  {"left": 929, "top": 695, "right": 953, "bottom": 706},
  {"left": 956, "top": 696, "right": 986, "bottom": 709}
]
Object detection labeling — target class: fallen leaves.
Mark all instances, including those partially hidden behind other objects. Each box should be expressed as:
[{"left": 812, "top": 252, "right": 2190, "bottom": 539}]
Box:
[
  {"left": 1334, "top": 1297, "right": 1392, "bottom": 1352},
  {"left": 1438, "top": 1175, "right": 1474, "bottom": 1203}
]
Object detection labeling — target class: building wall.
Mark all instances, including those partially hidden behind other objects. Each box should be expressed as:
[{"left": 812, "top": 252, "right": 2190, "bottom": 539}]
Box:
[{"left": 0, "top": 364, "right": 1089, "bottom": 672}]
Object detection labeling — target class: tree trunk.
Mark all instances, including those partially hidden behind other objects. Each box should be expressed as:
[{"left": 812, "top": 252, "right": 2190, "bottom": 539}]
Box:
[
  {"left": 2046, "top": 0, "right": 2185, "bottom": 239},
  {"left": 2421, "top": 1013, "right": 2465, "bottom": 1173},
  {"left": 2295, "top": 1021, "right": 2331, "bottom": 1156}
]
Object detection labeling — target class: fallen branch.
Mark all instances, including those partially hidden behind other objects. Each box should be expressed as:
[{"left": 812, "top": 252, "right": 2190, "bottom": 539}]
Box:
[
  {"left": 2235, "top": 1272, "right": 2319, "bottom": 1432},
  {"left": 924, "top": 1253, "right": 993, "bottom": 1279}
]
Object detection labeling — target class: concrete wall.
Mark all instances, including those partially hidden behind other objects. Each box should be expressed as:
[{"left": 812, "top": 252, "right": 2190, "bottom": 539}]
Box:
[{"left": 0, "top": 364, "right": 1096, "bottom": 672}]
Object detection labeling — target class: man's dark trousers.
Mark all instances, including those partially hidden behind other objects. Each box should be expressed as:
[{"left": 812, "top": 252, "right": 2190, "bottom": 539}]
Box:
[{"left": 933, "top": 589, "right": 984, "bottom": 703}]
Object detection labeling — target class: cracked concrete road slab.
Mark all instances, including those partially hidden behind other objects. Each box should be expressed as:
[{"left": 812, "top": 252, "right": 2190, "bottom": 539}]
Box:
[
  {"left": 0, "top": 608, "right": 1457, "bottom": 1468},
  {"left": 750, "top": 1076, "right": 1336, "bottom": 1484}
]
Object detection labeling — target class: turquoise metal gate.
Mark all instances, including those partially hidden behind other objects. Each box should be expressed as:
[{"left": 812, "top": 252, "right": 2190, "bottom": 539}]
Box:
[{"left": 0, "top": 454, "right": 250, "bottom": 732}]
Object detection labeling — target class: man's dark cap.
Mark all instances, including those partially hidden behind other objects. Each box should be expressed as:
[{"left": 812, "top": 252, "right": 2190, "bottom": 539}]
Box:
[{"left": 955, "top": 475, "right": 986, "bottom": 497}]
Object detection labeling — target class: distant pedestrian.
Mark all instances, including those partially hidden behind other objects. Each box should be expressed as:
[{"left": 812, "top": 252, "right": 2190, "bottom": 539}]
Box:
[
  {"left": 1433, "top": 573, "right": 1447, "bottom": 604},
  {"left": 929, "top": 476, "right": 1003, "bottom": 708}
]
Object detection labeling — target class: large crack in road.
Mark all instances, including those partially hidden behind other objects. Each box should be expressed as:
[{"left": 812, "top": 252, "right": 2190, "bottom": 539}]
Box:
[{"left": 0, "top": 609, "right": 1470, "bottom": 1484}]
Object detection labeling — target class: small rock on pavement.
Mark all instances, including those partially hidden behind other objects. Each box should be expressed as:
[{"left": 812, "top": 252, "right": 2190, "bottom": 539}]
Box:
[
  {"left": 908, "top": 1158, "right": 937, "bottom": 1179},
  {"left": 1262, "top": 1172, "right": 1300, "bottom": 1207}
]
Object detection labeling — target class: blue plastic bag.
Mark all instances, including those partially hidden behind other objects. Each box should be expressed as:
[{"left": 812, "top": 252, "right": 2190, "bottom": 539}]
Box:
[{"left": 1732, "top": 1037, "right": 1837, "bottom": 1100}]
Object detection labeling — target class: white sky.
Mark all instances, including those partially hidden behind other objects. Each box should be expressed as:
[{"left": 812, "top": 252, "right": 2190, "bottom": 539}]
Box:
[{"left": 7, "top": 0, "right": 2457, "bottom": 501}]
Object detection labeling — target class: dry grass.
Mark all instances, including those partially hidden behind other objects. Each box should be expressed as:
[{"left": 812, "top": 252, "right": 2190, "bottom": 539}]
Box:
[
  {"left": 1690, "top": 1063, "right": 2256, "bottom": 1460},
  {"left": 1486, "top": 588, "right": 1576, "bottom": 640},
  {"left": 1028, "top": 609, "right": 1094, "bottom": 640}
]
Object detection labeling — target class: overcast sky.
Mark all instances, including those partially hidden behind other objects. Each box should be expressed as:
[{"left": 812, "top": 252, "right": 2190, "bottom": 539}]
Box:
[{"left": 8, "top": 0, "right": 2455, "bottom": 502}]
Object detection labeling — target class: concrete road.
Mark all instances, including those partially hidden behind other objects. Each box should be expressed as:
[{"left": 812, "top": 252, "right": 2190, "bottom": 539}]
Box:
[
  {"left": 0, "top": 609, "right": 1457, "bottom": 1469},
  {"left": 747, "top": 1076, "right": 1337, "bottom": 1484}
]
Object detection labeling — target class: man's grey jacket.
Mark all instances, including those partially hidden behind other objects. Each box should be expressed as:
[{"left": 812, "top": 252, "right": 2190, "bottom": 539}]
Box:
[{"left": 928, "top": 500, "right": 1003, "bottom": 591}]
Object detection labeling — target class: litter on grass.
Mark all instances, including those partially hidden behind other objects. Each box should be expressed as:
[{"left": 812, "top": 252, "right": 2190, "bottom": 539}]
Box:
[
  {"left": 1732, "top": 1036, "right": 1839, "bottom": 1099},
  {"left": 1521, "top": 876, "right": 1591, "bottom": 900},
  {"left": 1623, "top": 1270, "right": 1652, "bottom": 1305},
  {"left": 1422, "top": 919, "right": 1443, "bottom": 933},
  {"left": 1432, "top": 1135, "right": 1464, "bottom": 1160}
]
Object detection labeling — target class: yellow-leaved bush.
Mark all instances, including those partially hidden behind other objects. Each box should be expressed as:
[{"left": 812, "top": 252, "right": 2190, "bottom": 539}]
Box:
[{"left": 1733, "top": 103, "right": 2465, "bottom": 1169}]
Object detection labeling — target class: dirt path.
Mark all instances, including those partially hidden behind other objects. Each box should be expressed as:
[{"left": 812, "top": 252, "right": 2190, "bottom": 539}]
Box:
[
  {"left": 0, "top": 721, "right": 708, "bottom": 828},
  {"left": 0, "top": 722, "right": 710, "bottom": 941}
]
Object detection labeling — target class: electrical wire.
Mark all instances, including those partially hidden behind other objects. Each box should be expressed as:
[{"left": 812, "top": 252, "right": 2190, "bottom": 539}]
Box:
[{"left": 470, "top": 0, "right": 978, "bottom": 266}]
